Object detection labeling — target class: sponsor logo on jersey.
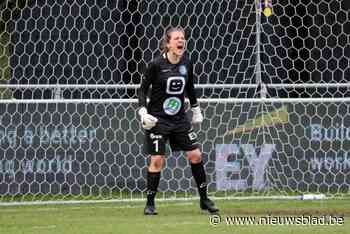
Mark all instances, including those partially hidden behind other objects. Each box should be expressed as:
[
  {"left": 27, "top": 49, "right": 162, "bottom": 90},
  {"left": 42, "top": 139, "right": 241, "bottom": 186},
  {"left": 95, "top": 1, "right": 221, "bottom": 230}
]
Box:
[
  {"left": 163, "top": 97, "right": 182, "bottom": 115},
  {"left": 179, "top": 65, "right": 187, "bottom": 75},
  {"left": 166, "top": 77, "right": 185, "bottom": 94}
]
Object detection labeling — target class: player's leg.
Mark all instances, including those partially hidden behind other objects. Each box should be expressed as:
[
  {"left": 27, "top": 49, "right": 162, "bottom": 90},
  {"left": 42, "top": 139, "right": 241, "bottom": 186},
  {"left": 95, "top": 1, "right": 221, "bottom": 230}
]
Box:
[
  {"left": 186, "top": 148, "right": 206, "bottom": 199},
  {"left": 144, "top": 130, "right": 167, "bottom": 215},
  {"left": 170, "top": 125, "right": 219, "bottom": 213},
  {"left": 186, "top": 148, "right": 219, "bottom": 214},
  {"left": 144, "top": 154, "right": 164, "bottom": 215}
]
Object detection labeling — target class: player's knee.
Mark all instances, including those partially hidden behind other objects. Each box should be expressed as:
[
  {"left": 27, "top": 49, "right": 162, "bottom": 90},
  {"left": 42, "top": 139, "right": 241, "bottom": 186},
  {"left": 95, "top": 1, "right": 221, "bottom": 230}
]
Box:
[
  {"left": 187, "top": 149, "right": 202, "bottom": 164},
  {"left": 149, "top": 155, "right": 164, "bottom": 171}
]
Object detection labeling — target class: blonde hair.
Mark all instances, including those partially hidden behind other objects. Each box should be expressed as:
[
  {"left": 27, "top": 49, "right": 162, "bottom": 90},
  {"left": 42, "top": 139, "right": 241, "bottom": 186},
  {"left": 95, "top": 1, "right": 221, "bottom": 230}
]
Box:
[{"left": 160, "top": 26, "right": 185, "bottom": 54}]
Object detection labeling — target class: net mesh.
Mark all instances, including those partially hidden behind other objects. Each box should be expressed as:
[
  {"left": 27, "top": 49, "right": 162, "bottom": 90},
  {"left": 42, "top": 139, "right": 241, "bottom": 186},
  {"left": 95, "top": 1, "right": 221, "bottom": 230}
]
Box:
[
  {"left": 261, "top": 0, "right": 350, "bottom": 97},
  {"left": 4, "top": 0, "right": 257, "bottom": 99},
  {"left": 0, "top": 0, "right": 349, "bottom": 202}
]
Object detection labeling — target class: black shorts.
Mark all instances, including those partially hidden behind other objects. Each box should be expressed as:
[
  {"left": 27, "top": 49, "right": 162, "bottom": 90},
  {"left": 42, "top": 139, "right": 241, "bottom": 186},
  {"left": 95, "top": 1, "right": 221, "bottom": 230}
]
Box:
[{"left": 144, "top": 117, "right": 199, "bottom": 155}]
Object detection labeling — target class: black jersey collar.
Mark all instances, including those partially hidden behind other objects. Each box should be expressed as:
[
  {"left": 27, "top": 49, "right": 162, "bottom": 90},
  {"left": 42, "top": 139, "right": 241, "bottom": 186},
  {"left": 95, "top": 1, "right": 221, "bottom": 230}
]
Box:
[{"left": 163, "top": 52, "right": 184, "bottom": 65}]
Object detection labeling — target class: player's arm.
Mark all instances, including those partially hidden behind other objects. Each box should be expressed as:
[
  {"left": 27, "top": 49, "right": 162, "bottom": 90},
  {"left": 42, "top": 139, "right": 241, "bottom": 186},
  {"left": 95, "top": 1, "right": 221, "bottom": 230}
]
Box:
[
  {"left": 138, "top": 63, "right": 158, "bottom": 130},
  {"left": 186, "top": 62, "right": 203, "bottom": 124}
]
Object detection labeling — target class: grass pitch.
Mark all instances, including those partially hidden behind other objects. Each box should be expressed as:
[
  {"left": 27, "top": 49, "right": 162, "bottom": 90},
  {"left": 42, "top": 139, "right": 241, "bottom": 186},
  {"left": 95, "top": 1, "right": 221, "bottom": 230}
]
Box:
[{"left": 0, "top": 198, "right": 349, "bottom": 234}]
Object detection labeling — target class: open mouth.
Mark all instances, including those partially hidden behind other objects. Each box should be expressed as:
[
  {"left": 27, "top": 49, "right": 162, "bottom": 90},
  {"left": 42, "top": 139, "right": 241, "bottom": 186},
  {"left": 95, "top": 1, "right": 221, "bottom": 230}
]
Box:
[{"left": 177, "top": 45, "right": 184, "bottom": 50}]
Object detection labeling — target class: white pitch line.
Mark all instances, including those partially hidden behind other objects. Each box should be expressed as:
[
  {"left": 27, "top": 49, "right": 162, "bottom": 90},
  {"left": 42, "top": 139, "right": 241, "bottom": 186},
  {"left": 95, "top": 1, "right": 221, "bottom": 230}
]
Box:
[{"left": 1, "top": 202, "right": 195, "bottom": 213}]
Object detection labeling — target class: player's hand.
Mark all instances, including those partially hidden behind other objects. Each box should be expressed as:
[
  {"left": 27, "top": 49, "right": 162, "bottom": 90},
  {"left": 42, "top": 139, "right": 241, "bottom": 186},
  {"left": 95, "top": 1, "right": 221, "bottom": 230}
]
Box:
[
  {"left": 138, "top": 107, "right": 158, "bottom": 130},
  {"left": 191, "top": 106, "right": 203, "bottom": 124}
]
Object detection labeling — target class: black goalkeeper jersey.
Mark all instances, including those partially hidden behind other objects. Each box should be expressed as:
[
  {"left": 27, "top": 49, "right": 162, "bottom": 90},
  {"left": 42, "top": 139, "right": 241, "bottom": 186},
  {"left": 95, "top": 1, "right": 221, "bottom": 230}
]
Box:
[{"left": 138, "top": 53, "right": 198, "bottom": 120}]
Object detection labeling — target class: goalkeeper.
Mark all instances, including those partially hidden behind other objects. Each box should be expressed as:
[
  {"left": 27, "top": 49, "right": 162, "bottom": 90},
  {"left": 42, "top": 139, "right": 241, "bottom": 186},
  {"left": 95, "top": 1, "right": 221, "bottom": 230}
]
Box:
[{"left": 138, "top": 26, "right": 219, "bottom": 215}]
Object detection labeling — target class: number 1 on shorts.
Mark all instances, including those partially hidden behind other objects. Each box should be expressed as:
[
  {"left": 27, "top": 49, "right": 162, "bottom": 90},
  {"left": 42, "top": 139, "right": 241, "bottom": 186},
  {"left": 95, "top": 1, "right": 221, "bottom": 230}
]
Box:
[{"left": 153, "top": 140, "right": 159, "bottom": 152}]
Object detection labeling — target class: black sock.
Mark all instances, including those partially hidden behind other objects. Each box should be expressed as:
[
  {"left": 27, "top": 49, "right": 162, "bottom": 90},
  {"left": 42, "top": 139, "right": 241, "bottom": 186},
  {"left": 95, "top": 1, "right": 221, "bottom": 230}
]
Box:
[
  {"left": 191, "top": 161, "right": 208, "bottom": 200},
  {"left": 146, "top": 171, "right": 160, "bottom": 206}
]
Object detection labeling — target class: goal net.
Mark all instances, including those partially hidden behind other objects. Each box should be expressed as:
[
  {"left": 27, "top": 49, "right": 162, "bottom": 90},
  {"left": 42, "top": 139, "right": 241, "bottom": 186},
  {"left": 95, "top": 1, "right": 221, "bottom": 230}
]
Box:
[{"left": 0, "top": 0, "right": 349, "bottom": 203}]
